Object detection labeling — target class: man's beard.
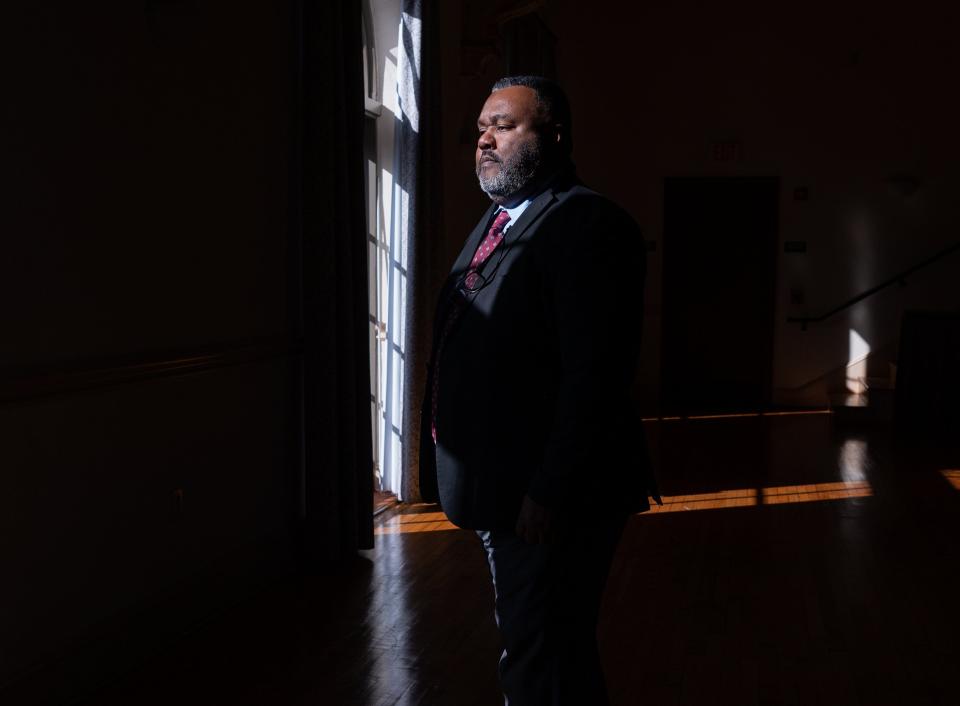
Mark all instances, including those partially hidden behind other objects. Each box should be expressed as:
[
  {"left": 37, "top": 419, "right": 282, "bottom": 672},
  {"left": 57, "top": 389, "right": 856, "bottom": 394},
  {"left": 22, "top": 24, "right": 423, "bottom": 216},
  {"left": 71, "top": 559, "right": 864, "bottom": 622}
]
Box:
[{"left": 476, "top": 137, "right": 543, "bottom": 202}]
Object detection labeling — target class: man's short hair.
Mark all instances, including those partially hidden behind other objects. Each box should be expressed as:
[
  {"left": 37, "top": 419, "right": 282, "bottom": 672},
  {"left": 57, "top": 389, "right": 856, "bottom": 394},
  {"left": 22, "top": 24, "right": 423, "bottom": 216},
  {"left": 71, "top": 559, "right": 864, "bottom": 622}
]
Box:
[{"left": 491, "top": 75, "right": 573, "bottom": 155}]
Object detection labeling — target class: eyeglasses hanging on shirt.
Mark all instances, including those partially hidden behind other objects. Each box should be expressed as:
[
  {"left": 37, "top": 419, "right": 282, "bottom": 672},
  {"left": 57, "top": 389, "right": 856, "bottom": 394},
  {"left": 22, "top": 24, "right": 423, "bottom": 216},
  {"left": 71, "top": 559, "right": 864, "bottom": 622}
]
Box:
[{"left": 454, "top": 209, "right": 515, "bottom": 295}]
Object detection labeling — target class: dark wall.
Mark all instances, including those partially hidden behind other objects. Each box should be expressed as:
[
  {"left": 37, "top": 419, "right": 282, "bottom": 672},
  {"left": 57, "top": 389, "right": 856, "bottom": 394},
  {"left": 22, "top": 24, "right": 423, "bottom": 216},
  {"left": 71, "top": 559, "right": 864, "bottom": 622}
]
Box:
[
  {"left": 7, "top": 2, "right": 291, "bottom": 362},
  {"left": 3, "top": 2, "right": 297, "bottom": 695}
]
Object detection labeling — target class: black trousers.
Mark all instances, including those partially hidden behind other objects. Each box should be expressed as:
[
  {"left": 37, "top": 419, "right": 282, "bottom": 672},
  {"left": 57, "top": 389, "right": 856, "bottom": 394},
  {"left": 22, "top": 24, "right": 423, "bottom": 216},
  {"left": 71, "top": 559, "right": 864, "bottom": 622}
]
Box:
[{"left": 476, "top": 513, "right": 629, "bottom": 706}]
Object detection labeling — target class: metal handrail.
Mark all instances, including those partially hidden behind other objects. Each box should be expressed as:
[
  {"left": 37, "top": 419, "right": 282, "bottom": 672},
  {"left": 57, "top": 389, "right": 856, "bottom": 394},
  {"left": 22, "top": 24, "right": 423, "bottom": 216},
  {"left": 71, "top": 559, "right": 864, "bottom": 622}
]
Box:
[{"left": 788, "top": 241, "right": 960, "bottom": 330}]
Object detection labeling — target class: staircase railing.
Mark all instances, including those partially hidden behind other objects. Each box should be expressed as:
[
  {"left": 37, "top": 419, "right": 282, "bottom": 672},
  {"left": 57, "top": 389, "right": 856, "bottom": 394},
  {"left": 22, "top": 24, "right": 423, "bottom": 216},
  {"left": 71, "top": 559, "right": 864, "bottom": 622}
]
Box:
[{"left": 788, "top": 241, "right": 960, "bottom": 330}]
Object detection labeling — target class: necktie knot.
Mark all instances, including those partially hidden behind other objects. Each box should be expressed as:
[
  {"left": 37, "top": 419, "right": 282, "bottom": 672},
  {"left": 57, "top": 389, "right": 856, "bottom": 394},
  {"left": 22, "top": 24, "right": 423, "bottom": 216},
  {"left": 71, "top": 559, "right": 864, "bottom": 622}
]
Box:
[
  {"left": 468, "top": 210, "right": 511, "bottom": 271},
  {"left": 491, "top": 209, "right": 511, "bottom": 234}
]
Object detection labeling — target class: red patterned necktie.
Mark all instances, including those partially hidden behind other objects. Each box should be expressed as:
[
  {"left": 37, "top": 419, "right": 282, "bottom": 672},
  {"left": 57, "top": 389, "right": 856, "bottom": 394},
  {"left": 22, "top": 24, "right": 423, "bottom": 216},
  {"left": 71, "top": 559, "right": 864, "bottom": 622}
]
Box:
[{"left": 431, "top": 209, "right": 512, "bottom": 443}]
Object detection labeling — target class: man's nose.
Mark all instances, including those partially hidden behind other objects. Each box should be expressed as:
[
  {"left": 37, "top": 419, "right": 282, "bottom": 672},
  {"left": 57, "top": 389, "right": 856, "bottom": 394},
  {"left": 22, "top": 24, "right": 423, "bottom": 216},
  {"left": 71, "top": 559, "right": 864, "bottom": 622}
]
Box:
[{"left": 477, "top": 127, "right": 495, "bottom": 151}]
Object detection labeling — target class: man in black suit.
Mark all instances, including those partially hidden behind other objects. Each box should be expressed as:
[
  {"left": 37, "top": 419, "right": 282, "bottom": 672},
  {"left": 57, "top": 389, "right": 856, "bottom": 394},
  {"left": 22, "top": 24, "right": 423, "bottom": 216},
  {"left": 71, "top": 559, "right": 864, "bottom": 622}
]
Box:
[{"left": 419, "top": 76, "right": 658, "bottom": 705}]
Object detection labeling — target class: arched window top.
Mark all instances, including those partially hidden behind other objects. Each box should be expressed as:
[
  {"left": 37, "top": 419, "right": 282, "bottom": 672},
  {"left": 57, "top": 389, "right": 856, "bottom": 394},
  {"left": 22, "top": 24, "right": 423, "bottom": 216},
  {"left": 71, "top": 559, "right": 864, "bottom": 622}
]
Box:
[{"left": 362, "top": 0, "right": 381, "bottom": 116}]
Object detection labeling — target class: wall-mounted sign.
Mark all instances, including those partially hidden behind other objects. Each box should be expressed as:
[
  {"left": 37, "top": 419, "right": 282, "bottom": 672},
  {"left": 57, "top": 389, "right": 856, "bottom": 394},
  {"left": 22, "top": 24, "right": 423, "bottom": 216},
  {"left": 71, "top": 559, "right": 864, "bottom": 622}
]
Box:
[{"left": 711, "top": 141, "right": 742, "bottom": 162}]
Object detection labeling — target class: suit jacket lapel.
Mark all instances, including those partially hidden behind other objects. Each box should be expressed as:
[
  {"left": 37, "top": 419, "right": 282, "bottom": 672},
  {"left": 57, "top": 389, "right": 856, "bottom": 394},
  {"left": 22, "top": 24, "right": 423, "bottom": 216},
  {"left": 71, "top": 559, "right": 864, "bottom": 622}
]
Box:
[
  {"left": 432, "top": 171, "right": 578, "bottom": 355},
  {"left": 460, "top": 187, "right": 559, "bottom": 307},
  {"left": 450, "top": 170, "right": 576, "bottom": 309},
  {"left": 451, "top": 203, "right": 498, "bottom": 277},
  {"left": 500, "top": 186, "right": 557, "bottom": 245},
  {"left": 431, "top": 204, "right": 497, "bottom": 339}
]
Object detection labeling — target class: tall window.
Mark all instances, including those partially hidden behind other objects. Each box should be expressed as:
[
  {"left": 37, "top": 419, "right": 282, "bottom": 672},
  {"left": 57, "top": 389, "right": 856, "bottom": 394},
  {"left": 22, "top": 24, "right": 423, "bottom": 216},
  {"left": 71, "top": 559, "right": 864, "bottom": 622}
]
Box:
[
  {"left": 363, "top": 0, "right": 406, "bottom": 502},
  {"left": 362, "top": 2, "right": 385, "bottom": 494}
]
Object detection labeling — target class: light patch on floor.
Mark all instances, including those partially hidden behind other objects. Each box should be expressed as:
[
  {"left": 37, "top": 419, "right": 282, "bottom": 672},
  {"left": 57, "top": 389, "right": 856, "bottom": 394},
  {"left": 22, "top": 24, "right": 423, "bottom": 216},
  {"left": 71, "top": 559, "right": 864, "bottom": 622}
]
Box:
[
  {"left": 647, "top": 488, "right": 759, "bottom": 513},
  {"left": 647, "top": 480, "right": 873, "bottom": 514},
  {"left": 761, "top": 480, "right": 872, "bottom": 505},
  {"left": 941, "top": 469, "right": 960, "bottom": 490},
  {"left": 376, "top": 478, "right": 877, "bottom": 533},
  {"left": 375, "top": 509, "right": 458, "bottom": 535}
]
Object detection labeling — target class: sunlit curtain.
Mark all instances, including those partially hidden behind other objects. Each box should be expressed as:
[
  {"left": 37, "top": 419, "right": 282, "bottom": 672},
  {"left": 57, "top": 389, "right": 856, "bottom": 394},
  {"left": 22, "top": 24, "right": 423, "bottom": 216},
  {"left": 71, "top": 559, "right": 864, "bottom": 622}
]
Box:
[{"left": 380, "top": 0, "right": 442, "bottom": 502}]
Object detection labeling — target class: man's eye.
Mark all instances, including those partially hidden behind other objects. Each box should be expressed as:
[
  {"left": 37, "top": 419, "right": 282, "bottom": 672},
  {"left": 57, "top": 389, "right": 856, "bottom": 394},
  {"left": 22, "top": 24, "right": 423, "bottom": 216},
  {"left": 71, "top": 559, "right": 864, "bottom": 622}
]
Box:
[{"left": 496, "top": 125, "right": 511, "bottom": 131}]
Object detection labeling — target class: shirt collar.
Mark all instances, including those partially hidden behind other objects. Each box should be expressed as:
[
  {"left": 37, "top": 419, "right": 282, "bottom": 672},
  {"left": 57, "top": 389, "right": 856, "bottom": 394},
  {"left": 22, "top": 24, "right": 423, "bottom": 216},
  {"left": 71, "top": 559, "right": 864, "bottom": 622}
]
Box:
[{"left": 496, "top": 198, "right": 533, "bottom": 231}]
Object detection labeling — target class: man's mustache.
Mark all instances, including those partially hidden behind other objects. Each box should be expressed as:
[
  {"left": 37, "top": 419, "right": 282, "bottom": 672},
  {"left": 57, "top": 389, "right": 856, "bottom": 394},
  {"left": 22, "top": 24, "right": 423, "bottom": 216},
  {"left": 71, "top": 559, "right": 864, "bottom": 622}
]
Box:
[{"left": 478, "top": 151, "right": 501, "bottom": 165}]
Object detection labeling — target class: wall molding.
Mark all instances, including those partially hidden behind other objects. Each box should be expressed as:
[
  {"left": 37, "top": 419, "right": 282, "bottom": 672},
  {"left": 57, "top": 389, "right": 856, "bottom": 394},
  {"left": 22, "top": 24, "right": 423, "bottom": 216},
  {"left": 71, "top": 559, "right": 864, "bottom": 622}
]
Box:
[{"left": 0, "top": 335, "right": 302, "bottom": 406}]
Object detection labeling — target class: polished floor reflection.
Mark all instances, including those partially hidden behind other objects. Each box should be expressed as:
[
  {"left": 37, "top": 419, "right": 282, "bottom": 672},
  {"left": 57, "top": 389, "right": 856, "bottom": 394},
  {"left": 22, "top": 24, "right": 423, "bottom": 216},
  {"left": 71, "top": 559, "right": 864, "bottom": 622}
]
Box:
[{"left": 86, "top": 415, "right": 960, "bottom": 705}]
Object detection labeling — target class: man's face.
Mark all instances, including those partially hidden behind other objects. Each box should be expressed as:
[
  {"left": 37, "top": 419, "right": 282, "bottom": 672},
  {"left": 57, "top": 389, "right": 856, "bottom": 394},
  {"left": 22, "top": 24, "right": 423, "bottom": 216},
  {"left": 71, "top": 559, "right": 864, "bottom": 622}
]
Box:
[{"left": 475, "top": 86, "right": 545, "bottom": 204}]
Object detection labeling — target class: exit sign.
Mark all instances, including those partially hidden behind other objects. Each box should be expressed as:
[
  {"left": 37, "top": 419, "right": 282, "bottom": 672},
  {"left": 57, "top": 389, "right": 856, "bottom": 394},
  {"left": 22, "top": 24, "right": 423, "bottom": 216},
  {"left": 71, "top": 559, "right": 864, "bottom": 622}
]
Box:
[{"left": 711, "top": 141, "right": 742, "bottom": 162}]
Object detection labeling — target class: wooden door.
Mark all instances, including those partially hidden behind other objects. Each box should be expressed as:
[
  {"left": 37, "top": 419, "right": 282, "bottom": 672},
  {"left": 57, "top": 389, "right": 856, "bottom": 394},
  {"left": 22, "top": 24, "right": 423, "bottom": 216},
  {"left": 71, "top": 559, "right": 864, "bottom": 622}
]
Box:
[{"left": 661, "top": 177, "right": 779, "bottom": 414}]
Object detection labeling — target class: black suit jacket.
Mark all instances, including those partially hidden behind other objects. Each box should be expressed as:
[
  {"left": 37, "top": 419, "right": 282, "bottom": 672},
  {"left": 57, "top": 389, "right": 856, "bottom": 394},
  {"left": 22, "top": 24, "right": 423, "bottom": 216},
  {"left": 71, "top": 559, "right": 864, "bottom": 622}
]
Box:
[{"left": 419, "top": 170, "right": 657, "bottom": 530}]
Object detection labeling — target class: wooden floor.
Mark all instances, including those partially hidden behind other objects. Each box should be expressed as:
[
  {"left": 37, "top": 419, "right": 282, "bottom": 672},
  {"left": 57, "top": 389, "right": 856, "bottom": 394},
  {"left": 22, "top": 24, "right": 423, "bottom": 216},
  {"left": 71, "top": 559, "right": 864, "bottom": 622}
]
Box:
[{"left": 86, "top": 415, "right": 960, "bottom": 705}]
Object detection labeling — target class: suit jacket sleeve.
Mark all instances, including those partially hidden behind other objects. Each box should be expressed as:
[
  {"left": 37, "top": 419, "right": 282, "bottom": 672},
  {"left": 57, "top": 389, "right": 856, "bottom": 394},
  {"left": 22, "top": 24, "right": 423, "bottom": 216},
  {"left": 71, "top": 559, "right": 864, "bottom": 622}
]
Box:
[{"left": 525, "top": 198, "right": 647, "bottom": 509}]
